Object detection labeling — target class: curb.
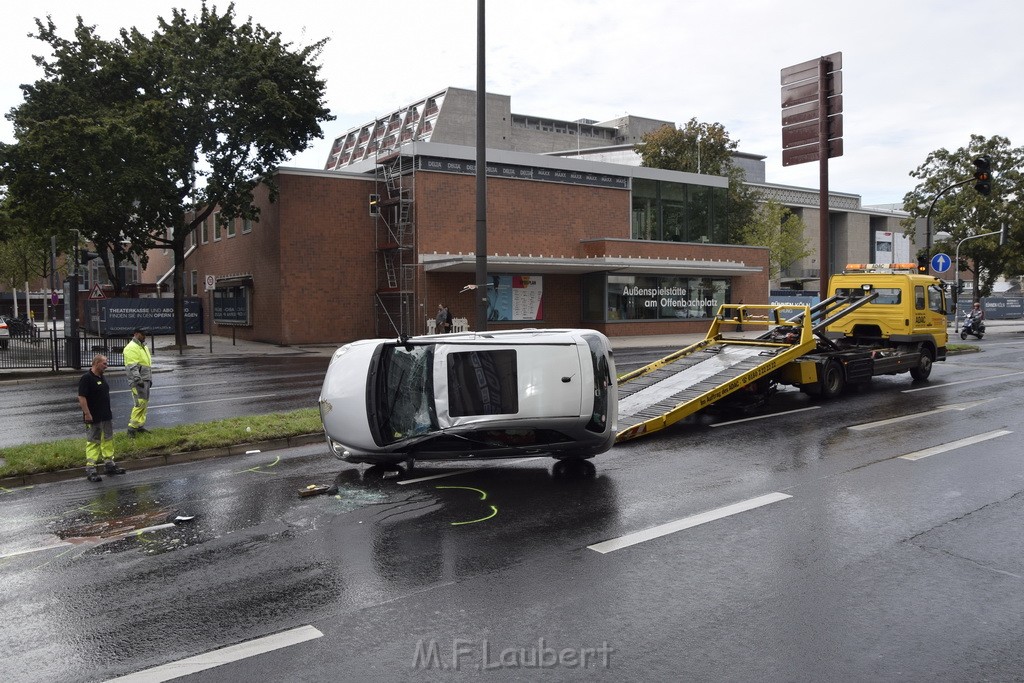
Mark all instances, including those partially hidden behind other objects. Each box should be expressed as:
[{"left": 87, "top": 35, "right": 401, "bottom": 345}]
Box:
[{"left": 0, "top": 432, "right": 325, "bottom": 488}]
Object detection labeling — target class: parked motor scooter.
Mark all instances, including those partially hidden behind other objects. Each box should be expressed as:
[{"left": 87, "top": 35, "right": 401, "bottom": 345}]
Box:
[{"left": 960, "top": 312, "right": 985, "bottom": 340}]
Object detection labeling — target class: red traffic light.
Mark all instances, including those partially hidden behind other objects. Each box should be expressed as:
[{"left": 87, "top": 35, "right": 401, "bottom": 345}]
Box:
[{"left": 973, "top": 155, "right": 992, "bottom": 195}]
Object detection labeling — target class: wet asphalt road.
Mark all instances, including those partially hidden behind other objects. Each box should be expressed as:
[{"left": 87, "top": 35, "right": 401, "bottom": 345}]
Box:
[{"left": 3, "top": 337, "right": 1024, "bottom": 680}]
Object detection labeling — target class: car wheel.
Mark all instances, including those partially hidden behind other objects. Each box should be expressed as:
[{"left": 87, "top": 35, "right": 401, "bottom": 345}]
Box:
[
  {"left": 0, "top": 339, "right": 8, "bottom": 349},
  {"left": 820, "top": 360, "right": 845, "bottom": 399},
  {"left": 910, "top": 347, "right": 933, "bottom": 381},
  {"left": 552, "top": 458, "right": 596, "bottom": 479}
]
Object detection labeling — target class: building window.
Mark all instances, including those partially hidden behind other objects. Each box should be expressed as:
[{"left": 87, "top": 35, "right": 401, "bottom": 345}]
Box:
[
  {"left": 242, "top": 218, "right": 253, "bottom": 234},
  {"left": 214, "top": 212, "right": 222, "bottom": 241},
  {"left": 190, "top": 270, "right": 198, "bottom": 296},
  {"left": 227, "top": 217, "right": 236, "bottom": 238},
  {"left": 201, "top": 219, "right": 209, "bottom": 244},
  {"left": 630, "top": 179, "right": 727, "bottom": 244}
]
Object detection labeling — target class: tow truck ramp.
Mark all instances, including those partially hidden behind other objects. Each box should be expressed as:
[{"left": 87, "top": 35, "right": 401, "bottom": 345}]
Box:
[{"left": 615, "top": 304, "right": 818, "bottom": 443}]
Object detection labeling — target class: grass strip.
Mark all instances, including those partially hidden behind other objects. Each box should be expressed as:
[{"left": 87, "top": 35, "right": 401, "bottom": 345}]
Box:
[{"left": 0, "top": 408, "right": 322, "bottom": 477}]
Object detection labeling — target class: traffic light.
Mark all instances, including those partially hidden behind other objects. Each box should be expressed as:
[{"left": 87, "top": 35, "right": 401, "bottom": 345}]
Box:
[
  {"left": 917, "top": 254, "right": 929, "bottom": 274},
  {"left": 973, "top": 155, "right": 992, "bottom": 195},
  {"left": 369, "top": 193, "right": 380, "bottom": 216}
]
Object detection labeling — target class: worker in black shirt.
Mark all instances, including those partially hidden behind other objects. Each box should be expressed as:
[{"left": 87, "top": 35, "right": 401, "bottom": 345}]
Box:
[{"left": 77, "top": 354, "right": 126, "bottom": 482}]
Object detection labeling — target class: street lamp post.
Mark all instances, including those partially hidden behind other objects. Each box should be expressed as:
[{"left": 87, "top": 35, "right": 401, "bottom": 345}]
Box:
[{"left": 949, "top": 229, "right": 1002, "bottom": 333}]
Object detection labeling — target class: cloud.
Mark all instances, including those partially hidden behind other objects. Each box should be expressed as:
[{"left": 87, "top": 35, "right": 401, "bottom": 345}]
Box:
[{"left": 2, "top": 0, "right": 1022, "bottom": 205}]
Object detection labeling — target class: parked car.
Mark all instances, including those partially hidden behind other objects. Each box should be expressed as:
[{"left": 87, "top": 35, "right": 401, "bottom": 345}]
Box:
[
  {"left": 319, "top": 329, "right": 617, "bottom": 466},
  {"left": 0, "top": 317, "right": 8, "bottom": 349},
  {"left": 1, "top": 315, "right": 37, "bottom": 339}
]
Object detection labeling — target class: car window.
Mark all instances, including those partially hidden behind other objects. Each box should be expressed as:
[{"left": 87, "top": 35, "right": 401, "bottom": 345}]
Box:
[
  {"left": 447, "top": 350, "right": 519, "bottom": 416},
  {"left": 927, "top": 284, "right": 944, "bottom": 313},
  {"left": 377, "top": 344, "right": 436, "bottom": 443},
  {"left": 584, "top": 334, "right": 612, "bottom": 433}
]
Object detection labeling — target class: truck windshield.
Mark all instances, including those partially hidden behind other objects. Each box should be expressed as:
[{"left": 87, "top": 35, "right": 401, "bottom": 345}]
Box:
[{"left": 376, "top": 344, "right": 437, "bottom": 444}]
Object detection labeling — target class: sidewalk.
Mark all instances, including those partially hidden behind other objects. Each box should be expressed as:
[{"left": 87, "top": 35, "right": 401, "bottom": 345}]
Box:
[{"left": 3, "top": 320, "right": 1023, "bottom": 383}]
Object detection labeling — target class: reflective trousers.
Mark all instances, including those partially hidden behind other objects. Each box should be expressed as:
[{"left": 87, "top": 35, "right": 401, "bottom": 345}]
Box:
[
  {"left": 129, "top": 380, "right": 152, "bottom": 429},
  {"left": 85, "top": 421, "right": 114, "bottom": 470}
]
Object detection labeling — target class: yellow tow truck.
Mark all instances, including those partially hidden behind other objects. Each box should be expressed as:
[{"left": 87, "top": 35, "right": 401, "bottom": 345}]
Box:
[{"left": 616, "top": 263, "right": 948, "bottom": 443}]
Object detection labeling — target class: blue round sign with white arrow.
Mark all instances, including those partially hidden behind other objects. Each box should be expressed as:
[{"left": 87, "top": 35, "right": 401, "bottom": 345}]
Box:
[{"left": 931, "top": 253, "right": 951, "bottom": 273}]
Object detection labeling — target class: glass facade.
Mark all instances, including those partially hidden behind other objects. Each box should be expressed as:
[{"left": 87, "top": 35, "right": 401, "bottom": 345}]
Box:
[
  {"left": 631, "top": 178, "right": 727, "bottom": 243},
  {"left": 583, "top": 273, "right": 732, "bottom": 322}
]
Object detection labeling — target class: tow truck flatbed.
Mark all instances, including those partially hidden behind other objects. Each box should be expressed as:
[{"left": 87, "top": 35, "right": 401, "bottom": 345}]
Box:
[{"left": 616, "top": 304, "right": 817, "bottom": 442}]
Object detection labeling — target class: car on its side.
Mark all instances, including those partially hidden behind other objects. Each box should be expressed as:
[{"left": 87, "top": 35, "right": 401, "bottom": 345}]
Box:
[{"left": 318, "top": 329, "right": 617, "bottom": 466}]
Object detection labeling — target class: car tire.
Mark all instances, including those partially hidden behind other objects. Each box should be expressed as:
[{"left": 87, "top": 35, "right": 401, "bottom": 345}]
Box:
[
  {"left": 819, "top": 360, "right": 845, "bottom": 399},
  {"left": 910, "top": 347, "right": 934, "bottom": 381}
]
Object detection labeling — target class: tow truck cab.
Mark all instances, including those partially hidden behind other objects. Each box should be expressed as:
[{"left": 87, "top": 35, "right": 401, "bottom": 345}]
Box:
[{"left": 823, "top": 263, "right": 948, "bottom": 355}]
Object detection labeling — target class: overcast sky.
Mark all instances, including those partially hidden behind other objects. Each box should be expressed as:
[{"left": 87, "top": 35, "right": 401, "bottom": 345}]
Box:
[{"left": 2, "top": 0, "right": 1021, "bottom": 207}]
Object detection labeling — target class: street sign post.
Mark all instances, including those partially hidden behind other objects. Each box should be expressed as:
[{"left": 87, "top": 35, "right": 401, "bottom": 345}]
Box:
[
  {"left": 781, "top": 51, "right": 843, "bottom": 299},
  {"left": 931, "top": 253, "right": 951, "bottom": 273}
]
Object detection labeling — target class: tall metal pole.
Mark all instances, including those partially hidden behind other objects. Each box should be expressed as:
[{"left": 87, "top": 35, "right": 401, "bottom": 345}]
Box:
[
  {"left": 474, "top": 0, "right": 488, "bottom": 331},
  {"left": 817, "top": 57, "right": 830, "bottom": 299}
]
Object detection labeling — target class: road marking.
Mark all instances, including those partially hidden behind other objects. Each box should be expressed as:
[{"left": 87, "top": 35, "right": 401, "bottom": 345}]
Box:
[
  {"left": 148, "top": 394, "right": 278, "bottom": 410},
  {"left": 899, "top": 429, "right": 1012, "bottom": 461},
  {"left": 710, "top": 405, "right": 819, "bottom": 427},
  {"left": 0, "top": 541, "right": 71, "bottom": 560},
  {"left": 588, "top": 492, "right": 792, "bottom": 554},
  {"left": 903, "top": 370, "right": 1024, "bottom": 393},
  {"left": 111, "top": 381, "right": 229, "bottom": 395},
  {"left": 848, "top": 400, "right": 991, "bottom": 431},
  {"left": 104, "top": 624, "right": 323, "bottom": 682}
]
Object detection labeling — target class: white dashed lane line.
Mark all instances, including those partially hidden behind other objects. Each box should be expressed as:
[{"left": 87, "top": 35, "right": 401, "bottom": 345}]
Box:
[
  {"left": 588, "top": 492, "right": 792, "bottom": 554},
  {"left": 104, "top": 625, "right": 323, "bottom": 682}
]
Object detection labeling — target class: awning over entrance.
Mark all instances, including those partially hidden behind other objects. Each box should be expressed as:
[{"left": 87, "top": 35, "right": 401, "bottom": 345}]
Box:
[{"left": 419, "top": 253, "right": 761, "bottom": 277}]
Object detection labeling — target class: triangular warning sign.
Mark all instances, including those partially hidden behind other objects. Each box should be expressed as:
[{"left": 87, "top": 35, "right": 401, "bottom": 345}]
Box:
[{"left": 88, "top": 284, "right": 107, "bottom": 300}]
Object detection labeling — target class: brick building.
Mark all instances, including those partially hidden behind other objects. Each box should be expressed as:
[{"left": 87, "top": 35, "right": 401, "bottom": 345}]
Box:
[
  {"left": 147, "top": 142, "right": 769, "bottom": 346},
  {"left": 141, "top": 86, "right": 912, "bottom": 346}
]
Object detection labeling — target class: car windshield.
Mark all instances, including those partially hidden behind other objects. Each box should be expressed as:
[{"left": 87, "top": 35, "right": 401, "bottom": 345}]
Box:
[{"left": 375, "top": 343, "right": 437, "bottom": 444}]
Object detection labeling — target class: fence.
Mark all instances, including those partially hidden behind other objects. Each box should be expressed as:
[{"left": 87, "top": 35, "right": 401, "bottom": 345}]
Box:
[{"left": 0, "top": 329, "right": 134, "bottom": 371}]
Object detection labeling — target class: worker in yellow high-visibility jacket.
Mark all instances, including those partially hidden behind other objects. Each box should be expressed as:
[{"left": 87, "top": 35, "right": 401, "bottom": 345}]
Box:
[{"left": 123, "top": 328, "right": 153, "bottom": 437}]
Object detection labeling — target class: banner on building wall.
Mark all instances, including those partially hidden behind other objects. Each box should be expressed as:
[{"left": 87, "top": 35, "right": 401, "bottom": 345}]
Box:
[
  {"left": 213, "top": 285, "right": 250, "bottom": 325},
  {"left": 95, "top": 297, "right": 203, "bottom": 334},
  {"left": 487, "top": 275, "right": 543, "bottom": 321}
]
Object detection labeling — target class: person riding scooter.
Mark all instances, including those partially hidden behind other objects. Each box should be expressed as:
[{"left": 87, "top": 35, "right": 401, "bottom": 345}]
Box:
[{"left": 961, "top": 301, "right": 986, "bottom": 340}]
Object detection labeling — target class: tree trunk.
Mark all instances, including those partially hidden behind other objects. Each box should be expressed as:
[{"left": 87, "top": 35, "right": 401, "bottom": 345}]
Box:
[{"left": 173, "top": 238, "right": 187, "bottom": 348}]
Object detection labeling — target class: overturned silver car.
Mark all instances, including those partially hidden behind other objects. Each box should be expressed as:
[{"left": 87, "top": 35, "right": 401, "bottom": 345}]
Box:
[{"left": 318, "top": 329, "right": 617, "bottom": 465}]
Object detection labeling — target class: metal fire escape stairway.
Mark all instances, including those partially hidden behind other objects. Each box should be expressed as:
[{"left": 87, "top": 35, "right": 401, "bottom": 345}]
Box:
[{"left": 373, "top": 152, "right": 416, "bottom": 336}]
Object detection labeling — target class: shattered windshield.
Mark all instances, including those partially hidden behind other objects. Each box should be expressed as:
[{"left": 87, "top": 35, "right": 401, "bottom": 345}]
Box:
[{"left": 376, "top": 344, "right": 437, "bottom": 444}]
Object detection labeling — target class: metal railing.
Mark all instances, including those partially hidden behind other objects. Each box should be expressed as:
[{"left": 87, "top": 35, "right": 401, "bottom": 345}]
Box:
[{"left": 0, "top": 330, "right": 134, "bottom": 371}]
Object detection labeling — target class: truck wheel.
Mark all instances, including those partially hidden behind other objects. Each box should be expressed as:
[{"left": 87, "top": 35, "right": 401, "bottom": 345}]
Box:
[
  {"left": 820, "top": 360, "right": 845, "bottom": 398},
  {"left": 910, "top": 348, "right": 933, "bottom": 381}
]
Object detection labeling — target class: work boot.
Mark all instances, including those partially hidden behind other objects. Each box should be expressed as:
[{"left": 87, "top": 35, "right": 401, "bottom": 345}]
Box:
[
  {"left": 135, "top": 426, "right": 150, "bottom": 434},
  {"left": 104, "top": 460, "right": 126, "bottom": 475},
  {"left": 86, "top": 469, "right": 102, "bottom": 483},
  {"left": 127, "top": 427, "right": 138, "bottom": 438}
]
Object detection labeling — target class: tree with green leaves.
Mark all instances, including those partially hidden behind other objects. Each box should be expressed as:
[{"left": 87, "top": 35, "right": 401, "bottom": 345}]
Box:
[
  {"left": 901, "top": 134, "right": 1024, "bottom": 300},
  {"left": 0, "top": 2, "right": 333, "bottom": 346},
  {"left": 635, "top": 118, "right": 761, "bottom": 243},
  {"left": 739, "top": 199, "right": 810, "bottom": 282}
]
